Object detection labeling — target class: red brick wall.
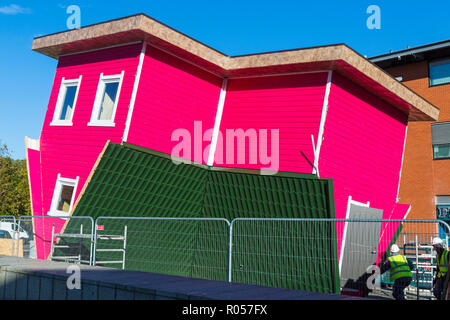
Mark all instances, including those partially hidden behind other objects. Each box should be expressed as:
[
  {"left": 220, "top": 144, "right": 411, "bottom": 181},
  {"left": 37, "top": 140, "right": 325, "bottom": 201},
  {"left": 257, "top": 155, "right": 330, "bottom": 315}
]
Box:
[{"left": 385, "top": 61, "right": 450, "bottom": 220}]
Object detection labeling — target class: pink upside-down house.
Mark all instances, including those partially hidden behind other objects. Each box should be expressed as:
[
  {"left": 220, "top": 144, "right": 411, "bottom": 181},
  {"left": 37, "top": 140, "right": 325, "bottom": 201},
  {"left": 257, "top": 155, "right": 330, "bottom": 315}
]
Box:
[{"left": 26, "top": 14, "right": 438, "bottom": 274}]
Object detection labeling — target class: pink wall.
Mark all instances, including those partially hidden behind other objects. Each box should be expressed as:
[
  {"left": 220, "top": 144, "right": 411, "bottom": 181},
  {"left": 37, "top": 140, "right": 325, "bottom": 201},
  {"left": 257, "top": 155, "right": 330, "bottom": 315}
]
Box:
[
  {"left": 319, "top": 72, "right": 409, "bottom": 262},
  {"left": 216, "top": 73, "right": 329, "bottom": 171},
  {"left": 34, "top": 43, "right": 143, "bottom": 258},
  {"left": 126, "top": 44, "right": 223, "bottom": 164},
  {"left": 215, "top": 71, "right": 409, "bottom": 262},
  {"left": 29, "top": 40, "right": 410, "bottom": 265}
]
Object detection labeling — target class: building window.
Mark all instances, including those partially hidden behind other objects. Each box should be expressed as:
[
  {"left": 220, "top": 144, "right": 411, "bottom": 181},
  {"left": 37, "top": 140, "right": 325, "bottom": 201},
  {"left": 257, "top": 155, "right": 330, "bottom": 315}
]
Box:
[
  {"left": 48, "top": 175, "right": 79, "bottom": 217},
  {"left": 88, "top": 71, "right": 124, "bottom": 127},
  {"left": 51, "top": 76, "right": 82, "bottom": 126},
  {"left": 434, "top": 144, "right": 450, "bottom": 159},
  {"left": 432, "top": 122, "right": 450, "bottom": 160},
  {"left": 429, "top": 58, "right": 450, "bottom": 86}
]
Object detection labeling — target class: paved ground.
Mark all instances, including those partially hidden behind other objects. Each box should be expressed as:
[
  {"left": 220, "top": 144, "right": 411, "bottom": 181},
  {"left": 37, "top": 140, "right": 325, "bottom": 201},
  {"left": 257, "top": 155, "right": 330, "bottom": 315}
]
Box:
[
  {"left": 0, "top": 255, "right": 368, "bottom": 300},
  {"left": 369, "top": 287, "right": 435, "bottom": 300}
]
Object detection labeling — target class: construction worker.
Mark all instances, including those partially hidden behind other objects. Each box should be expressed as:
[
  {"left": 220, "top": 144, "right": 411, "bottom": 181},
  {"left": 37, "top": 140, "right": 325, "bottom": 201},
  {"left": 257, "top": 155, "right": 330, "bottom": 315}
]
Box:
[
  {"left": 432, "top": 237, "right": 449, "bottom": 300},
  {"left": 380, "top": 244, "right": 413, "bottom": 300}
]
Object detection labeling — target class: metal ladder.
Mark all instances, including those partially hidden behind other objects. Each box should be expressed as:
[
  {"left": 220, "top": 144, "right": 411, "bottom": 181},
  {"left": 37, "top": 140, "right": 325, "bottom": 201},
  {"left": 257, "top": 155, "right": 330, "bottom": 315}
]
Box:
[
  {"left": 50, "top": 224, "right": 92, "bottom": 264},
  {"left": 94, "top": 226, "right": 127, "bottom": 270}
]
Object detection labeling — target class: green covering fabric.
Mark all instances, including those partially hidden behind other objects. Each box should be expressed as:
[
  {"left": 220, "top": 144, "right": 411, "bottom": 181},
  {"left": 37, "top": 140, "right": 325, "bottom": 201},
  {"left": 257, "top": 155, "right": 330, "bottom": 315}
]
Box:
[{"left": 63, "top": 142, "right": 339, "bottom": 294}]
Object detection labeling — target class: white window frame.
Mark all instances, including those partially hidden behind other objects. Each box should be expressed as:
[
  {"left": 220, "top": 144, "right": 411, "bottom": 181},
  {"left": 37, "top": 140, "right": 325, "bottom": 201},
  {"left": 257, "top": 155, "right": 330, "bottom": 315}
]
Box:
[
  {"left": 48, "top": 174, "right": 79, "bottom": 218},
  {"left": 50, "top": 76, "right": 82, "bottom": 126},
  {"left": 88, "top": 71, "right": 125, "bottom": 127}
]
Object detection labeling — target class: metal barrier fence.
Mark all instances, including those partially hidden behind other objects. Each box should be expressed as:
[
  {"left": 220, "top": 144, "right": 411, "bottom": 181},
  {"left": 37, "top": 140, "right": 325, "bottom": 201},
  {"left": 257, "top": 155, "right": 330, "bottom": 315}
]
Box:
[
  {"left": 229, "top": 218, "right": 340, "bottom": 294},
  {"left": 7, "top": 216, "right": 450, "bottom": 299},
  {"left": 0, "top": 215, "right": 17, "bottom": 257},
  {"left": 15, "top": 216, "right": 94, "bottom": 264},
  {"left": 228, "top": 218, "right": 450, "bottom": 298},
  {"left": 93, "top": 217, "right": 230, "bottom": 281}
]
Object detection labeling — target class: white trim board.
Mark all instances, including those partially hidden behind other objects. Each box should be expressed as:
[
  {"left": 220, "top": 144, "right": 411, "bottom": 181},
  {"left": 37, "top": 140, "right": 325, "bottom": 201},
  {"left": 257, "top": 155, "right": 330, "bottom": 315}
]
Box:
[
  {"left": 123, "top": 41, "right": 147, "bottom": 142},
  {"left": 396, "top": 126, "right": 408, "bottom": 202},
  {"left": 313, "top": 70, "right": 333, "bottom": 177},
  {"left": 207, "top": 78, "right": 228, "bottom": 166},
  {"left": 26, "top": 137, "right": 40, "bottom": 151}
]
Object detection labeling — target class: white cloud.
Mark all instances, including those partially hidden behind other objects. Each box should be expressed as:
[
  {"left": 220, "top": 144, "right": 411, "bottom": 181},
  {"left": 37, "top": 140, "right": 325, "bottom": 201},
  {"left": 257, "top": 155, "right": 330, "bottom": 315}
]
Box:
[{"left": 0, "top": 4, "right": 32, "bottom": 15}]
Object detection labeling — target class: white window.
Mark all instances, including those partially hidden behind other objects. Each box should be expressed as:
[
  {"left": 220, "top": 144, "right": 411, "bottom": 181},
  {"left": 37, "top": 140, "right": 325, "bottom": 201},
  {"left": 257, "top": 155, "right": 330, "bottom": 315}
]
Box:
[
  {"left": 48, "top": 175, "right": 79, "bottom": 218},
  {"left": 88, "top": 71, "right": 124, "bottom": 127},
  {"left": 51, "top": 76, "right": 82, "bottom": 126}
]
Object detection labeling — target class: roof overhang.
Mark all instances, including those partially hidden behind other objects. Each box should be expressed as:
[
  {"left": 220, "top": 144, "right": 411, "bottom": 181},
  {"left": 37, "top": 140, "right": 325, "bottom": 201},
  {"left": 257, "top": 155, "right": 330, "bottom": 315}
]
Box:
[
  {"left": 370, "top": 39, "right": 450, "bottom": 69},
  {"left": 32, "top": 14, "right": 439, "bottom": 121}
]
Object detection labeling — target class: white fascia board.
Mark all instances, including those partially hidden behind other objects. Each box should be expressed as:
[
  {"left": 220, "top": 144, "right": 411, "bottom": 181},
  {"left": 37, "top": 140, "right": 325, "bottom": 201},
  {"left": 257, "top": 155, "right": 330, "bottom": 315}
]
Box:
[
  {"left": 25, "top": 137, "right": 40, "bottom": 151},
  {"left": 207, "top": 78, "right": 228, "bottom": 166},
  {"left": 123, "top": 41, "right": 147, "bottom": 142},
  {"left": 313, "top": 70, "right": 333, "bottom": 175}
]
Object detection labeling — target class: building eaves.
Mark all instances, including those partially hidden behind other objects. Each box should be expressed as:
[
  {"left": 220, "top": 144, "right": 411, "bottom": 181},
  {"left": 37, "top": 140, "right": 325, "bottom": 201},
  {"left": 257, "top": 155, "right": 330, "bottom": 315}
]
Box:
[{"left": 32, "top": 13, "right": 439, "bottom": 122}]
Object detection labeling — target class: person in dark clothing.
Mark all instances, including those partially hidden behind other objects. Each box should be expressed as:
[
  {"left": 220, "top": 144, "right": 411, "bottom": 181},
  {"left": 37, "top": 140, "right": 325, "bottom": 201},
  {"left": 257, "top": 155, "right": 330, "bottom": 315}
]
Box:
[
  {"left": 432, "top": 237, "right": 449, "bottom": 300},
  {"left": 380, "top": 244, "right": 413, "bottom": 300}
]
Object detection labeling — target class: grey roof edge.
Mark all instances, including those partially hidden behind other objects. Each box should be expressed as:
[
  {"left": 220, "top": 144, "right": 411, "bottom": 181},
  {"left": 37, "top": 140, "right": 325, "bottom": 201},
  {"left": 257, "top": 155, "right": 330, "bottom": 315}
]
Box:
[{"left": 369, "top": 39, "right": 450, "bottom": 62}]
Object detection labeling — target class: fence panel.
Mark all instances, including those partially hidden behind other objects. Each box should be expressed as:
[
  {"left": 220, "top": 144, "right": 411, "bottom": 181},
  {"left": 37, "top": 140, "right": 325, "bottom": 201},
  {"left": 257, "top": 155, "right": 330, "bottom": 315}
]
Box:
[
  {"left": 7, "top": 215, "right": 449, "bottom": 300},
  {"left": 0, "top": 216, "right": 17, "bottom": 257},
  {"left": 229, "top": 218, "right": 340, "bottom": 294},
  {"left": 370, "top": 219, "right": 450, "bottom": 299},
  {"left": 229, "top": 218, "right": 450, "bottom": 298},
  {"left": 336, "top": 219, "right": 450, "bottom": 295},
  {"left": 17, "top": 216, "right": 94, "bottom": 264},
  {"left": 94, "top": 217, "right": 230, "bottom": 281}
]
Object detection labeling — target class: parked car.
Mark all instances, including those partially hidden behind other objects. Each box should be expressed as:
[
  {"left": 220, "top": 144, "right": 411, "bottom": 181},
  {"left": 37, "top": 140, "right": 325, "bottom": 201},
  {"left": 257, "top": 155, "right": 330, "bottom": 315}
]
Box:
[
  {"left": 0, "top": 222, "right": 29, "bottom": 239},
  {"left": 0, "top": 230, "right": 11, "bottom": 239}
]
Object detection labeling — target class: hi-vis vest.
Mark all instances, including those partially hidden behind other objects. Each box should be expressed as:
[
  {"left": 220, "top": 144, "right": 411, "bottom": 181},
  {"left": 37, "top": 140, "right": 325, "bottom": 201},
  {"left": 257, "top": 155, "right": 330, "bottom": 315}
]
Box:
[
  {"left": 388, "top": 255, "right": 412, "bottom": 281},
  {"left": 437, "top": 249, "right": 449, "bottom": 278}
]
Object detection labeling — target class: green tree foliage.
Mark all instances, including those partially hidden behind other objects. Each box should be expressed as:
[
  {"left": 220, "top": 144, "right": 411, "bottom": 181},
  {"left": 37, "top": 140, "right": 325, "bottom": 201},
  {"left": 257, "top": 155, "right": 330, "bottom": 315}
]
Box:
[{"left": 0, "top": 143, "right": 31, "bottom": 217}]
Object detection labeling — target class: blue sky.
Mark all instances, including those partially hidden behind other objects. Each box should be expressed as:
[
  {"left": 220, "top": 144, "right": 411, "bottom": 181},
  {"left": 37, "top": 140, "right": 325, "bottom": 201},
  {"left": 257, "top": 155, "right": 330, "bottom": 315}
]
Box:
[{"left": 0, "top": 0, "right": 449, "bottom": 159}]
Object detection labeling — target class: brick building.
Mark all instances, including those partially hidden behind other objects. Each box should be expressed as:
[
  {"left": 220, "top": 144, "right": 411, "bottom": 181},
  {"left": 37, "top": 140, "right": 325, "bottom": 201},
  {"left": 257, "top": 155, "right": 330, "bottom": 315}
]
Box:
[{"left": 371, "top": 41, "right": 450, "bottom": 233}]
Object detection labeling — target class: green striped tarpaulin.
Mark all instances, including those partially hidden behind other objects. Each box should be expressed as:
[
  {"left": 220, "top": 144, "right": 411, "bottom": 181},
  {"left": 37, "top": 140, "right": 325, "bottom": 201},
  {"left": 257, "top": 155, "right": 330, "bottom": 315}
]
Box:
[{"left": 60, "top": 142, "right": 339, "bottom": 294}]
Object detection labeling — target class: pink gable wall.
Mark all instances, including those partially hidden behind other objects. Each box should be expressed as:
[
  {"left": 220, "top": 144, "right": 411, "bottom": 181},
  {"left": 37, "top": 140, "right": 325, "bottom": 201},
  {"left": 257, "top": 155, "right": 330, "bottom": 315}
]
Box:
[
  {"left": 319, "top": 72, "right": 409, "bottom": 262},
  {"left": 216, "top": 73, "right": 329, "bottom": 171},
  {"left": 34, "top": 43, "right": 142, "bottom": 259},
  {"left": 26, "top": 147, "right": 47, "bottom": 259},
  {"left": 126, "top": 44, "right": 223, "bottom": 164}
]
